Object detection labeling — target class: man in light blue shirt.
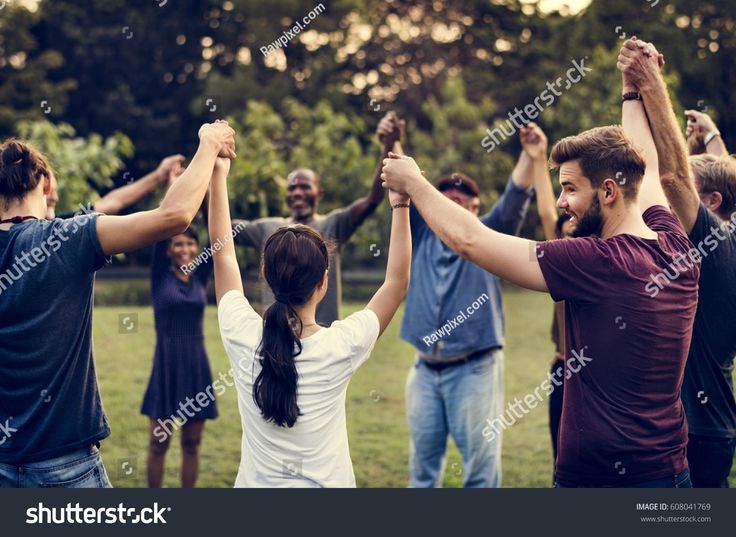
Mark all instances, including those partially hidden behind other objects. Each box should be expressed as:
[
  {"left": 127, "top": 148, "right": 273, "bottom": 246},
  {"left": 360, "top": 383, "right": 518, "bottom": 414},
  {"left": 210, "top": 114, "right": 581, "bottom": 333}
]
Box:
[{"left": 402, "top": 134, "right": 542, "bottom": 487}]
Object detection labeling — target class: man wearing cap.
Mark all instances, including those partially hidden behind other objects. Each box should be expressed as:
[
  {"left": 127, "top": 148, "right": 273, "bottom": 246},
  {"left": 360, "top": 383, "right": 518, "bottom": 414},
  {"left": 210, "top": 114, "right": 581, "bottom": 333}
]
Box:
[{"left": 401, "top": 127, "right": 540, "bottom": 487}]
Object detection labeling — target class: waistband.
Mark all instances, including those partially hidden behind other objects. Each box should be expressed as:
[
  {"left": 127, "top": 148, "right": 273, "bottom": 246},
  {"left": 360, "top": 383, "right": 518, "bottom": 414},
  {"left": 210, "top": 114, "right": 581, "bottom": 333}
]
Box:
[{"left": 420, "top": 346, "right": 501, "bottom": 371}]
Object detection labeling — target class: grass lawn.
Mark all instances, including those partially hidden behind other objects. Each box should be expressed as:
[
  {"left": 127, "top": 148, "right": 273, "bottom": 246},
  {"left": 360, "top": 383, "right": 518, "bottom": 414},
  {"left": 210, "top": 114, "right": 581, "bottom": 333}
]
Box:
[{"left": 93, "top": 286, "right": 736, "bottom": 488}]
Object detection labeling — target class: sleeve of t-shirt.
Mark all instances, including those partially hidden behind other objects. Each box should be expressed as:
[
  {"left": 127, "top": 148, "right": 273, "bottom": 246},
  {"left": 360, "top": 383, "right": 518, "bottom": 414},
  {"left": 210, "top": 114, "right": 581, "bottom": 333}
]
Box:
[
  {"left": 480, "top": 176, "right": 533, "bottom": 235},
  {"left": 232, "top": 219, "right": 265, "bottom": 249},
  {"left": 218, "top": 290, "right": 263, "bottom": 366},
  {"left": 330, "top": 308, "right": 381, "bottom": 373},
  {"left": 537, "top": 237, "right": 612, "bottom": 303},
  {"left": 323, "top": 207, "right": 357, "bottom": 243},
  {"left": 642, "top": 205, "right": 685, "bottom": 236},
  {"left": 689, "top": 202, "right": 724, "bottom": 243},
  {"left": 53, "top": 213, "right": 107, "bottom": 274}
]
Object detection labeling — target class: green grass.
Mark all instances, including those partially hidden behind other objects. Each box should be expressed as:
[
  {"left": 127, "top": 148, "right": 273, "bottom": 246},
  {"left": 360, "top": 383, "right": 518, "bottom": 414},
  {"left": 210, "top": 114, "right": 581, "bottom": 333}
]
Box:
[{"left": 94, "top": 286, "right": 736, "bottom": 487}]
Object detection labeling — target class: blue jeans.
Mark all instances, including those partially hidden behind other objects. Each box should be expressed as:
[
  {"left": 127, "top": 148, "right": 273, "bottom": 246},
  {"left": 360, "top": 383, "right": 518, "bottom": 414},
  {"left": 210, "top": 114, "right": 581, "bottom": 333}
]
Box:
[
  {"left": 0, "top": 445, "right": 111, "bottom": 488},
  {"left": 554, "top": 468, "right": 692, "bottom": 488},
  {"left": 406, "top": 348, "right": 503, "bottom": 488}
]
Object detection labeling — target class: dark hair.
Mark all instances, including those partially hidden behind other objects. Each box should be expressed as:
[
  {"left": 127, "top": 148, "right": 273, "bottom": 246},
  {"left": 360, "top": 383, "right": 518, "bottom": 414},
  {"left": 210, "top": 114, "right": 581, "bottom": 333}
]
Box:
[
  {"left": 555, "top": 212, "right": 572, "bottom": 238},
  {"left": 0, "top": 139, "right": 50, "bottom": 207},
  {"left": 689, "top": 154, "right": 736, "bottom": 218},
  {"left": 177, "top": 226, "right": 200, "bottom": 244},
  {"left": 437, "top": 172, "right": 480, "bottom": 198},
  {"left": 550, "top": 126, "right": 646, "bottom": 202},
  {"left": 254, "top": 224, "right": 329, "bottom": 427}
]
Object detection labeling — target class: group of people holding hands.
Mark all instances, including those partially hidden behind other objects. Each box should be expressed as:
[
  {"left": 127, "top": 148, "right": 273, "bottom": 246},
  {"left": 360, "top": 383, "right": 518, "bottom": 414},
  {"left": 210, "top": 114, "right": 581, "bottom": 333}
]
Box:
[{"left": 0, "top": 36, "right": 733, "bottom": 488}]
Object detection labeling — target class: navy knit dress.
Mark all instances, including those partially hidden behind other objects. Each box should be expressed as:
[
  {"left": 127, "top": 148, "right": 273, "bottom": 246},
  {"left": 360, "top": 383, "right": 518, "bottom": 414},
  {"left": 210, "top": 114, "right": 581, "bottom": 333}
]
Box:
[{"left": 140, "top": 240, "right": 218, "bottom": 421}]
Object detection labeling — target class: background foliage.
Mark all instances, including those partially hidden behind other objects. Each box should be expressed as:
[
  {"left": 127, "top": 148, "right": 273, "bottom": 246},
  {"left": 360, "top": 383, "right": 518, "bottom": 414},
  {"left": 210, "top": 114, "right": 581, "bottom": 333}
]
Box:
[{"left": 1, "top": 0, "right": 734, "bottom": 263}]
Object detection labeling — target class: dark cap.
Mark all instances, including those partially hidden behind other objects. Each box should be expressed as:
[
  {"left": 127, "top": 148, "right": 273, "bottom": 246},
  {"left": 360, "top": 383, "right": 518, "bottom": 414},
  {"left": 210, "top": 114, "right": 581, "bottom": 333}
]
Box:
[{"left": 437, "top": 172, "right": 480, "bottom": 198}]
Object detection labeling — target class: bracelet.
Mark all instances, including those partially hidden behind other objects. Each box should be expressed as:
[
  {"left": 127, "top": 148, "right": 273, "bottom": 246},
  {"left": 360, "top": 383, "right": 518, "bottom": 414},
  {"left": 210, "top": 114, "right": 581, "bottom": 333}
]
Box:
[
  {"left": 622, "top": 91, "right": 642, "bottom": 102},
  {"left": 392, "top": 202, "right": 410, "bottom": 209},
  {"left": 704, "top": 130, "right": 721, "bottom": 147}
]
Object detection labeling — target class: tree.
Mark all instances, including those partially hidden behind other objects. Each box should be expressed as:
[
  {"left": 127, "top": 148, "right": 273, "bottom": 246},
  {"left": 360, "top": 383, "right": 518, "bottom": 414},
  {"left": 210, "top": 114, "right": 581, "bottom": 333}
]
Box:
[{"left": 16, "top": 120, "right": 133, "bottom": 213}]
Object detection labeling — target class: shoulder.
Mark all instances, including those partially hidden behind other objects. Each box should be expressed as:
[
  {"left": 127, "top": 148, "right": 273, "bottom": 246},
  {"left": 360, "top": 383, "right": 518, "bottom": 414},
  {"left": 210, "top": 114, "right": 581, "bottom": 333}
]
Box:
[
  {"left": 642, "top": 205, "right": 685, "bottom": 236},
  {"left": 326, "top": 309, "right": 380, "bottom": 348}
]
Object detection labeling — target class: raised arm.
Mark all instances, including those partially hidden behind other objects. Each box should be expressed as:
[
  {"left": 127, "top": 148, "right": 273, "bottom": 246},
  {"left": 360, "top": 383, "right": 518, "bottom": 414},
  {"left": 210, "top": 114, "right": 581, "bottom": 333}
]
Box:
[
  {"left": 348, "top": 112, "right": 405, "bottom": 227},
  {"left": 520, "top": 122, "right": 557, "bottom": 240},
  {"left": 685, "top": 109, "right": 729, "bottom": 157},
  {"left": 95, "top": 155, "right": 184, "bottom": 215},
  {"left": 96, "top": 121, "right": 235, "bottom": 255},
  {"left": 365, "top": 171, "right": 411, "bottom": 335},
  {"left": 209, "top": 158, "right": 244, "bottom": 302},
  {"left": 617, "top": 38, "right": 699, "bottom": 231},
  {"left": 382, "top": 153, "right": 547, "bottom": 293},
  {"left": 616, "top": 43, "right": 668, "bottom": 214}
]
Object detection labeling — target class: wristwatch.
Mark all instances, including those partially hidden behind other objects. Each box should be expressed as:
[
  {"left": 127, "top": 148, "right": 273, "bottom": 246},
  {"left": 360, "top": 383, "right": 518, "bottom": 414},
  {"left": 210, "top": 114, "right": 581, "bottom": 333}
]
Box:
[{"left": 622, "top": 91, "right": 642, "bottom": 101}]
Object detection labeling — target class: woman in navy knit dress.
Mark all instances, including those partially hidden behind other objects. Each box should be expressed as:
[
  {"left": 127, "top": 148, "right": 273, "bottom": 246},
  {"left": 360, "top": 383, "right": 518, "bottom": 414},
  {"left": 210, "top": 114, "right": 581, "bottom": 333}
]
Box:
[{"left": 141, "top": 212, "right": 217, "bottom": 487}]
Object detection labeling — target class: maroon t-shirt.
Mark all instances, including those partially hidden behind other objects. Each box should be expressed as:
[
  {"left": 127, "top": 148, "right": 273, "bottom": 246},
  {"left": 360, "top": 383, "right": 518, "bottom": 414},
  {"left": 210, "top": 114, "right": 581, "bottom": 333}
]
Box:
[{"left": 538, "top": 206, "right": 699, "bottom": 485}]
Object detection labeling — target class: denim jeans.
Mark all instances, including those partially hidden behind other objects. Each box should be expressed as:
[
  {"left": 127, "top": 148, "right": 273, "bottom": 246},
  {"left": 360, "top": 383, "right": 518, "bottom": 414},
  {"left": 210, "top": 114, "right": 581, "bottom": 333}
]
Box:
[
  {"left": 0, "top": 445, "right": 112, "bottom": 488},
  {"left": 406, "top": 348, "right": 503, "bottom": 488},
  {"left": 554, "top": 468, "right": 692, "bottom": 488}
]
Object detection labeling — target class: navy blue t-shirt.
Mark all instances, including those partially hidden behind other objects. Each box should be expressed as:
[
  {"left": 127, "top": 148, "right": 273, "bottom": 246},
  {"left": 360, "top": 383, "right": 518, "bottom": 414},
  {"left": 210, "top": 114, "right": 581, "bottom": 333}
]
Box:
[{"left": 0, "top": 215, "right": 109, "bottom": 464}]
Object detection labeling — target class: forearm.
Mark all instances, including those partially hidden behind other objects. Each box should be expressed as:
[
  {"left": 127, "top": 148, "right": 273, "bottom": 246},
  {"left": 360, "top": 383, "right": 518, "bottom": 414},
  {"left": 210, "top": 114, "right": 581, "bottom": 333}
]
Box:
[
  {"left": 383, "top": 206, "right": 411, "bottom": 289},
  {"left": 511, "top": 150, "right": 535, "bottom": 189},
  {"left": 209, "top": 168, "right": 243, "bottom": 300},
  {"left": 622, "top": 98, "right": 668, "bottom": 211},
  {"left": 532, "top": 157, "right": 558, "bottom": 240},
  {"left": 640, "top": 82, "right": 699, "bottom": 228},
  {"left": 640, "top": 80, "right": 691, "bottom": 187},
  {"left": 160, "top": 141, "right": 218, "bottom": 224},
  {"left": 94, "top": 169, "right": 163, "bottom": 215},
  {"left": 408, "top": 178, "right": 546, "bottom": 291},
  {"left": 705, "top": 134, "right": 729, "bottom": 157}
]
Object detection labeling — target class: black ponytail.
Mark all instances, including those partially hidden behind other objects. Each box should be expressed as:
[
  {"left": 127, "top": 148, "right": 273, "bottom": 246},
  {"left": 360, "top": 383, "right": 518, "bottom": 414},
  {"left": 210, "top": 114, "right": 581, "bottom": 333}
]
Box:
[{"left": 254, "top": 225, "right": 329, "bottom": 427}]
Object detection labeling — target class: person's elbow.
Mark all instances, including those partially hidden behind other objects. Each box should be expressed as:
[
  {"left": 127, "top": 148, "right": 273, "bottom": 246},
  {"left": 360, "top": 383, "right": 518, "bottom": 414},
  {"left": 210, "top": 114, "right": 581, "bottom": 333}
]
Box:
[{"left": 158, "top": 205, "right": 194, "bottom": 235}]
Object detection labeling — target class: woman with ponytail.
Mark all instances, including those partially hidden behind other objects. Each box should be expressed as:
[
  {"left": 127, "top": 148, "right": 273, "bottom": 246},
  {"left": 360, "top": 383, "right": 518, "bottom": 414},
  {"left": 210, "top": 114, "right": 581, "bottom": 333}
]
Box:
[{"left": 210, "top": 154, "right": 411, "bottom": 487}]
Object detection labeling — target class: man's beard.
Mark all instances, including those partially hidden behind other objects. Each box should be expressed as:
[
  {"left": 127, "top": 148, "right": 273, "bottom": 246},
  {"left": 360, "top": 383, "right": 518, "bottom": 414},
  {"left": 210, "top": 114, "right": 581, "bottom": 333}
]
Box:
[{"left": 571, "top": 196, "right": 604, "bottom": 238}]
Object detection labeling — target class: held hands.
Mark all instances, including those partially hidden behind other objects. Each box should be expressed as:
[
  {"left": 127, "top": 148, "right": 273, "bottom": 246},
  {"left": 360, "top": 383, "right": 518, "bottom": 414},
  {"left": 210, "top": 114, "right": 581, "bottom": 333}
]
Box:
[
  {"left": 381, "top": 152, "right": 423, "bottom": 196},
  {"left": 617, "top": 37, "right": 664, "bottom": 93},
  {"left": 520, "top": 122, "right": 548, "bottom": 160},
  {"left": 198, "top": 119, "right": 236, "bottom": 159},
  {"left": 685, "top": 110, "right": 718, "bottom": 141},
  {"left": 377, "top": 111, "right": 405, "bottom": 149},
  {"left": 155, "top": 154, "right": 185, "bottom": 185}
]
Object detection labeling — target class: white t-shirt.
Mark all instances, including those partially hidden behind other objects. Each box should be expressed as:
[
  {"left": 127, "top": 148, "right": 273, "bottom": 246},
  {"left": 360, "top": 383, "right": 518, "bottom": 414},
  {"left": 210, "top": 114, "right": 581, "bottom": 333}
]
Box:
[{"left": 218, "top": 290, "right": 381, "bottom": 488}]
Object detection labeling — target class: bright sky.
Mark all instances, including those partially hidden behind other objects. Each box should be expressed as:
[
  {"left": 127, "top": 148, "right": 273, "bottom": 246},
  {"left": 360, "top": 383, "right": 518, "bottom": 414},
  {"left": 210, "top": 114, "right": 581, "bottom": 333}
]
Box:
[{"left": 525, "top": 0, "right": 593, "bottom": 15}]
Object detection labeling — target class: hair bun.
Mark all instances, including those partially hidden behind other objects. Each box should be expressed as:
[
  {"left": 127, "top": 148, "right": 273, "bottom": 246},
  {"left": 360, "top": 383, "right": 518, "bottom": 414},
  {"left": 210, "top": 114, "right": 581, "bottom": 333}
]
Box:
[{"left": 1, "top": 141, "right": 28, "bottom": 167}]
